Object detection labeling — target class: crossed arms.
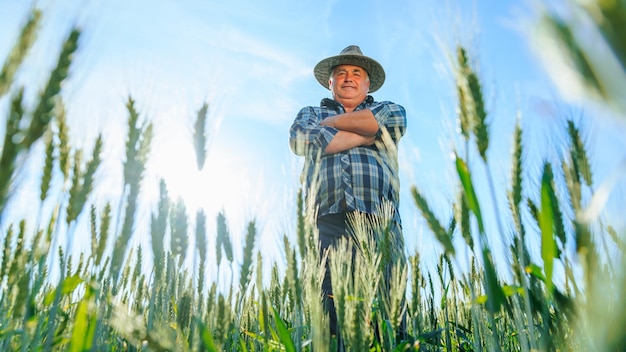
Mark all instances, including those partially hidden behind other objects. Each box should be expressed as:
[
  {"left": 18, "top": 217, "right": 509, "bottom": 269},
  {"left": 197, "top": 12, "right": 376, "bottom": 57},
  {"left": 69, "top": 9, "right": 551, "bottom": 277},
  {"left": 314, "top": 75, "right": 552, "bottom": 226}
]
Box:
[
  {"left": 320, "top": 109, "right": 379, "bottom": 154},
  {"left": 289, "top": 102, "right": 406, "bottom": 157}
]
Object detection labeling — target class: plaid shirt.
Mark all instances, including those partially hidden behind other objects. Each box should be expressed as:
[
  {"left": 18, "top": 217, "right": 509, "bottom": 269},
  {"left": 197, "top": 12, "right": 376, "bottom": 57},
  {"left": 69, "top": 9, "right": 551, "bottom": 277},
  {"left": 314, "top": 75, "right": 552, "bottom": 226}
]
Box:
[{"left": 289, "top": 95, "right": 406, "bottom": 226}]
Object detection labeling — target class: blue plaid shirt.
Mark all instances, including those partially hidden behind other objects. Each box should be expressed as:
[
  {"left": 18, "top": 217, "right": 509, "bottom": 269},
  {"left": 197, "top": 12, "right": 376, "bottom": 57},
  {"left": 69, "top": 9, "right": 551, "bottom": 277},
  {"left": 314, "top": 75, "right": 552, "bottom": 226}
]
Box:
[{"left": 289, "top": 95, "right": 406, "bottom": 226}]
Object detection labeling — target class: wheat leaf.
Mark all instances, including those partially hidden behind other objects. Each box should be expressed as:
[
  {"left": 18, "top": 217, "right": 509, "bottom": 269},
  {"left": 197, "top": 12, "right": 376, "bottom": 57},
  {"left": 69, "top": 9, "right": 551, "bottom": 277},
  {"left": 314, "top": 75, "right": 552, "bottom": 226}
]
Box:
[
  {"left": 540, "top": 162, "right": 557, "bottom": 296},
  {"left": 482, "top": 248, "right": 504, "bottom": 314},
  {"left": 272, "top": 307, "right": 296, "bottom": 352},
  {"left": 411, "top": 187, "right": 455, "bottom": 255},
  {"left": 195, "top": 318, "right": 219, "bottom": 352},
  {"left": 68, "top": 285, "right": 96, "bottom": 352},
  {"left": 43, "top": 274, "right": 83, "bottom": 305}
]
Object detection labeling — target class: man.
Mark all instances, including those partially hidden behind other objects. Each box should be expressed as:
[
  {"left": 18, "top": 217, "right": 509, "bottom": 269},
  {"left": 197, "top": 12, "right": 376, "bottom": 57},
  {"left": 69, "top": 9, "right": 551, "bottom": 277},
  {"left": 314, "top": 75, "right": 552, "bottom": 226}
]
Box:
[{"left": 289, "top": 45, "right": 407, "bottom": 339}]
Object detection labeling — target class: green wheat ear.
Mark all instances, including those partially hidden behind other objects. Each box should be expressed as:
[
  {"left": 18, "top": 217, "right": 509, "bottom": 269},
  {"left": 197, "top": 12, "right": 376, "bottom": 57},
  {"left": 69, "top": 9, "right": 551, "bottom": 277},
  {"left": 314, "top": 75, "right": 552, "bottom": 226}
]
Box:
[
  {"left": 566, "top": 119, "right": 593, "bottom": 187},
  {"left": 95, "top": 203, "right": 112, "bottom": 268},
  {"left": 40, "top": 130, "right": 55, "bottom": 202},
  {"left": 89, "top": 204, "right": 97, "bottom": 260},
  {"left": 122, "top": 97, "right": 153, "bottom": 186},
  {"left": 216, "top": 211, "right": 234, "bottom": 263},
  {"left": 194, "top": 102, "right": 209, "bottom": 171},
  {"left": 170, "top": 197, "right": 189, "bottom": 267},
  {"left": 215, "top": 212, "right": 225, "bottom": 267},
  {"left": 0, "top": 224, "right": 14, "bottom": 282},
  {"left": 408, "top": 254, "right": 423, "bottom": 326},
  {"left": 119, "top": 249, "right": 132, "bottom": 293},
  {"left": 55, "top": 101, "right": 71, "bottom": 181},
  {"left": 455, "top": 64, "right": 471, "bottom": 141},
  {"left": 0, "top": 9, "right": 41, "bottom": 96},
  {"left": 131, "top": 246, "right": 143, "bottom": 290},
  {"left": 0, "top": 88, "right": 25, "bottom": 212},
  {"left": 7, "top": 220, "right": 26, "bottom": 286},
  {"left": 195, "top": 209, "right": 207, "bottom": 263},
  {"left": 456, "top": 190, "right": 473, "bottom": 249},
  {"left": 66, "top": 135, "right": 103, "bottom": 224},
  {"left": 66, "top": 149, "right": 84, "bottom": 223},
  {"left": 239, "top": 220, "right": 256, "bottom": 292},
  {"left": 456, "top": 45, "right": 489, "bottom": 162},
  {"left": 509, "top": 120, "right": 523, "bottom": 209},
  {"left": 75, "top": 252, "right": 87, "bottom": 277},
  {"left": 177, "top": 292, "right": 193, "bottom": 332},
  {"left": 296, "top": 188, "right": 306, "bottom": 258},
  {"left": 283, "top": 234, "right": 301, "bottom": 313},
  {"left": 26, "top": 29, "right": 80, "bottom": 148}
]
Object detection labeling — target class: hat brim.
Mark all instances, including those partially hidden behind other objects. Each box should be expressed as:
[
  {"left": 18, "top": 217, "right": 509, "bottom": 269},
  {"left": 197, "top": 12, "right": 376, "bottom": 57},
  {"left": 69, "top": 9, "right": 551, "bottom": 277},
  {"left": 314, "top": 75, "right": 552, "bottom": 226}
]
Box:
[{"left": 314, "top": 54, "right": 385, "bottom": 93}]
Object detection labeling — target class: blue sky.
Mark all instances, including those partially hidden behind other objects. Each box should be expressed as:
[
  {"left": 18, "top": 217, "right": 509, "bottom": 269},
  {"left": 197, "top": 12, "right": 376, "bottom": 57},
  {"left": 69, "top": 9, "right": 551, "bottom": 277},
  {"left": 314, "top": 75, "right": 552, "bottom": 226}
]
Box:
[{"left": 1, "top": 0, "right": 625, "bottom": 279}]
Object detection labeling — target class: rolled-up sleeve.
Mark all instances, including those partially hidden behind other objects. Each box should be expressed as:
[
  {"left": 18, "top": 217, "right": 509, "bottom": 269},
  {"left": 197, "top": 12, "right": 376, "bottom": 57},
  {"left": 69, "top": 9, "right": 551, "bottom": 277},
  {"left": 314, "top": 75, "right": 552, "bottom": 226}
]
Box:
[
  {"left": 289, "top": 107, "right": 338, "bottom": 156},
  {"left": 369, "top": 102, "right": 407, "bottom": 143}
]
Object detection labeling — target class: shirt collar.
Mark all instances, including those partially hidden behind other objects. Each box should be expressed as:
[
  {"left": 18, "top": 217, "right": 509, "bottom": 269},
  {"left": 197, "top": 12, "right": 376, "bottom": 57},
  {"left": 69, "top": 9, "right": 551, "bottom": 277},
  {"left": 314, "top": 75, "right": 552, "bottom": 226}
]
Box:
[{"left": 320, "top": 95, "right": 374, "bottom": 111}]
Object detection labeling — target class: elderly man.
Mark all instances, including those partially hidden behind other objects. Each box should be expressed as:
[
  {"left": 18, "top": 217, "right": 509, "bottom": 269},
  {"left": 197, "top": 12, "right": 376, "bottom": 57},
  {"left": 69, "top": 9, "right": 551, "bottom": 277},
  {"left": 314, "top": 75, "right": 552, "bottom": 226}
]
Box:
[{"left": 289, "top": 45, "right": 407, "bottom": 339}]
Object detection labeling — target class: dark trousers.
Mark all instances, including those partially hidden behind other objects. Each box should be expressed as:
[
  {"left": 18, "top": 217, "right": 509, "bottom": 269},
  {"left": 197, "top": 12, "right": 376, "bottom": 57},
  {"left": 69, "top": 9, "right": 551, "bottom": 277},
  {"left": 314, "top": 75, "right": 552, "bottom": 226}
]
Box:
[
  {"left": 317, "top": 211, "right": 407, "bottom": 342},
  {"left": 317, "top": 212, "right": 350, "bottom": 337}
]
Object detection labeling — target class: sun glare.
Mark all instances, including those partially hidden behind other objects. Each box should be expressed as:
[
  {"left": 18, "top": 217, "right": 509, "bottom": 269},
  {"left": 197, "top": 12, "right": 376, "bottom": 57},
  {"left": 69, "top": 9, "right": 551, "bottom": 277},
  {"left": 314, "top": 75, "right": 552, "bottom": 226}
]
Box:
[{"left": 148, "top": 138, "right": 250, "bottom": 220}]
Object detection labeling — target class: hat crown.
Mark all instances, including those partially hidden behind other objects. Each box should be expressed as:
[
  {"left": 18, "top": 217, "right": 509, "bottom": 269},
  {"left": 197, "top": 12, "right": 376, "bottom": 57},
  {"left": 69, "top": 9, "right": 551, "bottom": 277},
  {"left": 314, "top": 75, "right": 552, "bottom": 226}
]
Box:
[{"left": 339, "top": 45, "right": 364, "bottom": 56}]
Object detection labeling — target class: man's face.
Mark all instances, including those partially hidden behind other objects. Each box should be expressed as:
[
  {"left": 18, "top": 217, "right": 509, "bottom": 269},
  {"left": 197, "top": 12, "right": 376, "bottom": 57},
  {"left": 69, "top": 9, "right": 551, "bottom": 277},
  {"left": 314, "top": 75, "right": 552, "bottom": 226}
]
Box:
[{"left": 329, "top": 64, "right": 370, "bottom": 104}]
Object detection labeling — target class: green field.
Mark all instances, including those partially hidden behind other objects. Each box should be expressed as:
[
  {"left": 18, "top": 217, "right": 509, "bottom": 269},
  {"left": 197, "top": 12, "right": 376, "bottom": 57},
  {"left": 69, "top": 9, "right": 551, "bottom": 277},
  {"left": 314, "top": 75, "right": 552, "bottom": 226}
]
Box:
[{"left": 1, "top": 3, "right": 625, "bottom": 351}]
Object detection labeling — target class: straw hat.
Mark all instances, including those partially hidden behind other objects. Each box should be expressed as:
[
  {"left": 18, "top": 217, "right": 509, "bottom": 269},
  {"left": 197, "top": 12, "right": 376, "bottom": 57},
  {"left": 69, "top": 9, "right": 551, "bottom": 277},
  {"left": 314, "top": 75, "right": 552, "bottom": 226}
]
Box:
[{"left": 313, "top": 45, "right": 386, "bottom": 93}]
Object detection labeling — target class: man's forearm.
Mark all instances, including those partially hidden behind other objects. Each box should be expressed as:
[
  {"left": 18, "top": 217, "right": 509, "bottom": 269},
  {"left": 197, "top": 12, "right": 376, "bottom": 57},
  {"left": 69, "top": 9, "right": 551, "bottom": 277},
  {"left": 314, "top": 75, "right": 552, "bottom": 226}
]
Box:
[
  {"left": 324, "top": 130, "right": 375, "bottom": 154},
  {"left": 320, "top": 109, "right": 379, "bottom": 137}
]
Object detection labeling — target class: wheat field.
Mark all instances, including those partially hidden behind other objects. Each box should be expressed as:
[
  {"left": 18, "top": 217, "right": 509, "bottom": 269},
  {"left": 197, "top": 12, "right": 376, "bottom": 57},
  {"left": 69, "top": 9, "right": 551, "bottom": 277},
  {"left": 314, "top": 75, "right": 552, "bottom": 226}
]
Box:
[{"left": 1, "top": 4, "right": 625, "bottom": 352}]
